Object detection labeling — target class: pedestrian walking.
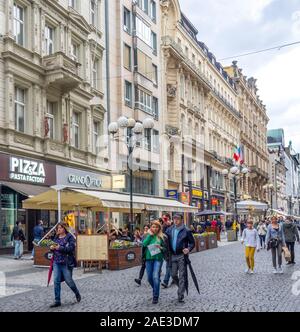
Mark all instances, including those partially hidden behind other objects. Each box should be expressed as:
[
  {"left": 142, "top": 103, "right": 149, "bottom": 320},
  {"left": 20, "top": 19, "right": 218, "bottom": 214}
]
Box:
[
  {"left": 31, "top": 220, "right": 44, "bottom": 259},
  {"left": 142, "top": 220, "right": 166, "bottom": 304},
  {"left": 49, "top": 222, "right": 81, "bottom": 308},
  {"left": 134, "top": 225, "right": 150, "bottom": 286},
  {"left": 232, "top": 220, "right": 239, "bottom": 240},
  {"left": 257, "top": 221, "right": 268, "bottom": 249},
  {"left": 266, "top": 217, "right": 286, "bottom": 274},
  {"left": 11, "top": 221, "right": 25, "bottom": 260},
  {"left": 241, "top": 220, "right": 259, "bottom": 274},
  {"left": 165, "top": 214, "right": 195, "bottom": 303},
  {"left": 283, "top": 217, "right": 300, "bottom": 265},
  {"left": 225, "top": 219, "right": 233, "bottom": 231}
]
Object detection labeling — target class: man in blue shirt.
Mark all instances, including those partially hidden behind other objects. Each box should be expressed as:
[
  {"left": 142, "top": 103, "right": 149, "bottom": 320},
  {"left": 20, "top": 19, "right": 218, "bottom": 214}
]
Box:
[
  {"left": 31, "top": 220, "right": 44, "bottom": 259},
  {"left": 165, "top": 214, "right": 195, "bottom": 303}
]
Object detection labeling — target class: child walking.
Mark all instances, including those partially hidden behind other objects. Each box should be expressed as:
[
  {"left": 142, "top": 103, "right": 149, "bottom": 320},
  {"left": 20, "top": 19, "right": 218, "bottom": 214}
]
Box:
[{"left": 241, "top": 220, "right": 259, "bottom": 274}]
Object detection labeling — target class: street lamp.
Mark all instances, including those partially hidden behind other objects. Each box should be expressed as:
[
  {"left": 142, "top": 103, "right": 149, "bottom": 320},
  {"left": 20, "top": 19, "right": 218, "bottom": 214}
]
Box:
[
  {"left": 223, "top": 165, "right": 249, "bottom": 233},
  {"left": 108, "top": 116, "right": 155, "bottom": 232}
]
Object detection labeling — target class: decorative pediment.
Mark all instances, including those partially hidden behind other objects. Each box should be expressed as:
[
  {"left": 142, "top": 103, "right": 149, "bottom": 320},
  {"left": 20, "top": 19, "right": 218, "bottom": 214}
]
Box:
[{"left": 68, "top": 8, "right": 92, "bottom": 35}]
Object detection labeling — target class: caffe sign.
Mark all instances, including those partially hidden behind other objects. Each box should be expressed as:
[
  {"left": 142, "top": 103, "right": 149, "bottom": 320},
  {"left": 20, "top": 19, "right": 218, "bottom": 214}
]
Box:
[
  {"left": 68, "top": 174, "right": 102, "bottom": 188},
  {"left": 10, "top": 157, "right": 46, "bottom": 184},
  {"left": 56, "top": 166, "right": 111, "bottom": 190}
]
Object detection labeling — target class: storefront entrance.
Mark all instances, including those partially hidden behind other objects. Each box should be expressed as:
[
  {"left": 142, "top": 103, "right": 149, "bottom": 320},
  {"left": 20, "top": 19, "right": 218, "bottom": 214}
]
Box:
[{"left": 0, "top": 185, "right": 27, "bottom": 251}]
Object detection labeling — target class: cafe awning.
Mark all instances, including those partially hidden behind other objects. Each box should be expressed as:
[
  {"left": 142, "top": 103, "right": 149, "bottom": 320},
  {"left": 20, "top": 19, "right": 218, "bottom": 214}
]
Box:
[
  {"left": 0, "top": 181, "right": 49, "bottom": 197},
  {"left": 22, "top": 187, "right": 198, "bottom": 213}
]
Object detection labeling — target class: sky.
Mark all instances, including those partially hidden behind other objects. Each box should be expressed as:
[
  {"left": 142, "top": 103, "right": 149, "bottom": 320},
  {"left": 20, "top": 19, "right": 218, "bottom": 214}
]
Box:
[{"left": 179, "top": 0, "right": 300, "bottom": 152}]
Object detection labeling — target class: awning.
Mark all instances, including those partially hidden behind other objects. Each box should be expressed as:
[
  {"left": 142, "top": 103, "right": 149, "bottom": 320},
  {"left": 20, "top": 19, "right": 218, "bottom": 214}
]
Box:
[
  {"left": 236, "top": 200, "right": 268, "bottom": 212},
  {"left": 23, "top": 188, "right": 198, "bottom": 213},
  {"left": 0, "top": 181, "right": 49, "bottom": 197}
]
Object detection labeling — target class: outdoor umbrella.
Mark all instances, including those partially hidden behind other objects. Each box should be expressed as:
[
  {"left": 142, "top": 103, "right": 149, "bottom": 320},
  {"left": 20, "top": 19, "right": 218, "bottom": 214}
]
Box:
[{"left": 184, "top": 255, "right": 200, "bottom": 295}]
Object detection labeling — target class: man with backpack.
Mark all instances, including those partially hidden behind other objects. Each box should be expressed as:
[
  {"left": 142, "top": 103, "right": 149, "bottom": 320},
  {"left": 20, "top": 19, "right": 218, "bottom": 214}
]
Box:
[{"left": 11, "top": 221, "right": 26, "bottom": 260}]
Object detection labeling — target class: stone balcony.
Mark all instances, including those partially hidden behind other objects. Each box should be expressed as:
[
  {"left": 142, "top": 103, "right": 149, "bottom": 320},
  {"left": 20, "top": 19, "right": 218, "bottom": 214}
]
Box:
[
  {"left": 162, "top": 36, "right": 212, "bottom": 91},
  {"left": 42, "top": 52, "right": 82, "bottom": 92}
]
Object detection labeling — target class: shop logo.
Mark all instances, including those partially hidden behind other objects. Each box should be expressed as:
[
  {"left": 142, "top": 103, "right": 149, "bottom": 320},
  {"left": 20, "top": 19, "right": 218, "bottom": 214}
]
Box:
[
  {"left": 10, "top": 157, "right": 46, "bottom": 184},
  {"left": 68, "top": 174, "right": 102, "bottom": 188},
  {"left": 126, "top": 252, "right": 136, "bottom": 262}
]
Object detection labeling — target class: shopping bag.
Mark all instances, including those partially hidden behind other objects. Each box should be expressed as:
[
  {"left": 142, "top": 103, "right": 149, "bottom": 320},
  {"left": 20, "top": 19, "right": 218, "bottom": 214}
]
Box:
[{"left": 282, "top": 247, "right": 291, "bottom": 262}]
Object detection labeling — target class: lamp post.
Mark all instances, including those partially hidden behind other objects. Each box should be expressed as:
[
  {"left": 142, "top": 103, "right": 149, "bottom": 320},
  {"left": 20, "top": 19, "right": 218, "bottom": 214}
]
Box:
[
  {"left": 222, "top": 166, "right": 249, "bottom": 234},
  {"left": 108, "top": 116, "right": 155, "bottom": 233}
]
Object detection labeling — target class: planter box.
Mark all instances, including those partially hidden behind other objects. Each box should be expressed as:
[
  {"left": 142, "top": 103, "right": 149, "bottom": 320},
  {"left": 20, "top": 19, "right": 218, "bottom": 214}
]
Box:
[
  {"left": 194, "top": 236, "right": 207, "bottom": 252},
  {"left": 227, "top": 230, "right": 237, "bottom": 242},
  {"left": 197, "top": 236, "right": 208, "bottom": 252},
  {"left": 108, "top": 247, "right": 142, "bottom": 271},
  {"left": 34, "top": 246, "right": 53, "bottom": 267},
  {"left": 207, "top": 234, "right": 218, "bottom": 249}
]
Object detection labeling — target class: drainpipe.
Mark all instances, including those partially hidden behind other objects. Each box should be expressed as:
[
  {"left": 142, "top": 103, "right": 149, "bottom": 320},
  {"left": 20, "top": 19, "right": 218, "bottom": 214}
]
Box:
[{"left": 105, "top": 0, "right": 111, "bottom": 126}]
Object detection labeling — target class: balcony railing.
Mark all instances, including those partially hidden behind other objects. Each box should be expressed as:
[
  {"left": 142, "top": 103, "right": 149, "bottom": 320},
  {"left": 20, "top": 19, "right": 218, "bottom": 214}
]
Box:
[{"left": 212, "top": 88, "right": 241, "bottom": 119}]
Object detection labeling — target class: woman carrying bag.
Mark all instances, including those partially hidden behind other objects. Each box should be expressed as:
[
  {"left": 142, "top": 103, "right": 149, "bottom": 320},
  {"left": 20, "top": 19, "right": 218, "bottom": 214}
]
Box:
[
  {"left": 142, "top": 220, "right": 167, "bottom": 304},
  {"left": 265, "top": 217, "right": 286, "bottom": 274},
  {"left": 49, "top": 222, "right": 81, "bottom": 308}
]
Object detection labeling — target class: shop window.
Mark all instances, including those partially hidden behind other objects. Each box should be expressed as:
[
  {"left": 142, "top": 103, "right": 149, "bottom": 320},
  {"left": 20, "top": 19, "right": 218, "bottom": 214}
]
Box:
[{"left": 0, "top": 186, "right": 26, "bottom": 249}]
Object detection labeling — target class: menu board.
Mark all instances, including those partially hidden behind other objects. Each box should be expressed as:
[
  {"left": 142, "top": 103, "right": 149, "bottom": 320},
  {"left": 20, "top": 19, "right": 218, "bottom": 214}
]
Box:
[{"left": 77, "top": 235, "right": 108, "bottom": 261}]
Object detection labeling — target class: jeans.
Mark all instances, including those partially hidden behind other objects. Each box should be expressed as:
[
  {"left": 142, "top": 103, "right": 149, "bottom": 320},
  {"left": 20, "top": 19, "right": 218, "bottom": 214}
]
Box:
[
  {"left": 53, "top": 262, "right": 80, "bottom": 304},
  {"left": 171, "top": 254, "right": 186, "bottom": 300},
  {"left": 245, "top": 247, "right": 256, "bottom": 270},
  {"left": 271, "top": 243, "right": 283, "bottom": 269},
  {"left": 31, "top": 238, "right": 41, "bottom": 257},
  {"left": 14, "top": 240, "right": 21, "bottom": 258},
  {"left": 163, "top": 260, "right": 172, "bottom": 285},
  {"left": 145, "top": 260, "right": 163, "bottom": 300},
  {"left": 286, "top": 242, "right": 295, "bottom": 263},
  {"left": 259, "top": 235, "right": 266, "bottom": 248}
]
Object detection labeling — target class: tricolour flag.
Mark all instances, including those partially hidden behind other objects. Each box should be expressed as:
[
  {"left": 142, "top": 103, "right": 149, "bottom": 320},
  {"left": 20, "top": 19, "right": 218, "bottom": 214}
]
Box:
[{"left": 233, "top": 145, "right": 244, "bottom": 165}]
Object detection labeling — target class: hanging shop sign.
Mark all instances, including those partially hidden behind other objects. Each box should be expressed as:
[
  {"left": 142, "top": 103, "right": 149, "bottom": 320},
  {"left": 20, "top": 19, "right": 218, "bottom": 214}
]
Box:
[
  {"left": 211, "top": 198, "right": 219, "bottom": 206},
  {"left": 0, "top": 153, "right": 56, "bottom": 186},
  {"left": 165, "top": 190, "right": 179, "bottom": 200},
  {"left": 180, "top": 192, "right": 190, "bottom": 205},
  {"left": 112, "top": 175, "right": 126, "bottom": 189},
  {"left": 192, "top": 189, "right": 203, "bottom": 198}
]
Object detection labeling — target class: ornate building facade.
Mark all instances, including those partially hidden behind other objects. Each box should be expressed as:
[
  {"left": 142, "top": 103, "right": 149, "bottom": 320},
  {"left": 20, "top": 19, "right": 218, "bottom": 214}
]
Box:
[
  {"left": 160, "top": 0, "right": 241, "bottom": 211},
  {"left": 225, "top": 62, "right": 269, "bottom": 202}
]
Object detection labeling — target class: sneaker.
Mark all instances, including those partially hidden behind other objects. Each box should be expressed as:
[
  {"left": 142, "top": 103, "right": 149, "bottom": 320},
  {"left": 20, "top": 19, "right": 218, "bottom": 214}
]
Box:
[
  {"left": 249, "top": 270, "right": 254, "bottom": 274},
  {"left": 278, "top": 267, "right": 284, "bottom": 274},
  {"left": 50, "top": 302, "right": 61, "bottom": 308},
  {"left": 178, "top": 297, "right": 185, "bottom": 303},
  {"left": 287, "top": 262, "right": 292, "bottom": 265},
  {"left": 245, "top": 268, "right": 250, "bottom": 274},
  {"left": 30, "top": 256, "right": 34, "bottom": 260},
  {"left": 134, "top": 279, "right": 141, "bottom": 286},
  {"left": 76, "top": 293, "right": 81, "bottom": 303},
  {"left": 291, "top": 262, "right": 296, "bottom": 265},
  {"left": 273, "top": 268, "right": 278, "bottom": 274},
  {"left": 161, "top": 282, "right": 168, "bottom": 289}
]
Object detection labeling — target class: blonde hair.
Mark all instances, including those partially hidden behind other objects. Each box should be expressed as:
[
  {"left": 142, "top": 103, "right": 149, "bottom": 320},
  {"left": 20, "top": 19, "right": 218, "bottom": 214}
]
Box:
[{"left": 151, "top": 220, "right": 164, "bottom": 241}]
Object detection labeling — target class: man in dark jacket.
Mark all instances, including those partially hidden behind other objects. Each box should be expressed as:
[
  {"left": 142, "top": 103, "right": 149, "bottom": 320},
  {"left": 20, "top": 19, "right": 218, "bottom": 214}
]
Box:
[
  {"left": 283, "top": 218, "right": 300, "bottom": 265},
  {"left": 31, "top": 220, "right": 44, "bottom": 259},
  {"left": 166, "top": 214, "right": 195, "bottom": 303},
  {"left": 11, "top": 221, "right": 25, "bottom": 260}
]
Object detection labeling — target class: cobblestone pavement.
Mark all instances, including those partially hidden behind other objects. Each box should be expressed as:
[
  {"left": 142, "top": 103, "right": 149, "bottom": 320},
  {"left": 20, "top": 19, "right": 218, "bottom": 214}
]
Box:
[{"left": 1, "top": 241, "right": 300, "bottom": 312}]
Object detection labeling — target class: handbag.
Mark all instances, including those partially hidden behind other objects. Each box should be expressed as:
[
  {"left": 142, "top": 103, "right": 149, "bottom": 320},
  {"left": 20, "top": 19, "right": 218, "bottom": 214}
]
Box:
[
  {"left": 267, "top": 238, "right": 279, "bottom": 251},
  {"left": 282, "top": 247, "right": 291, "bottom": 262}
]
